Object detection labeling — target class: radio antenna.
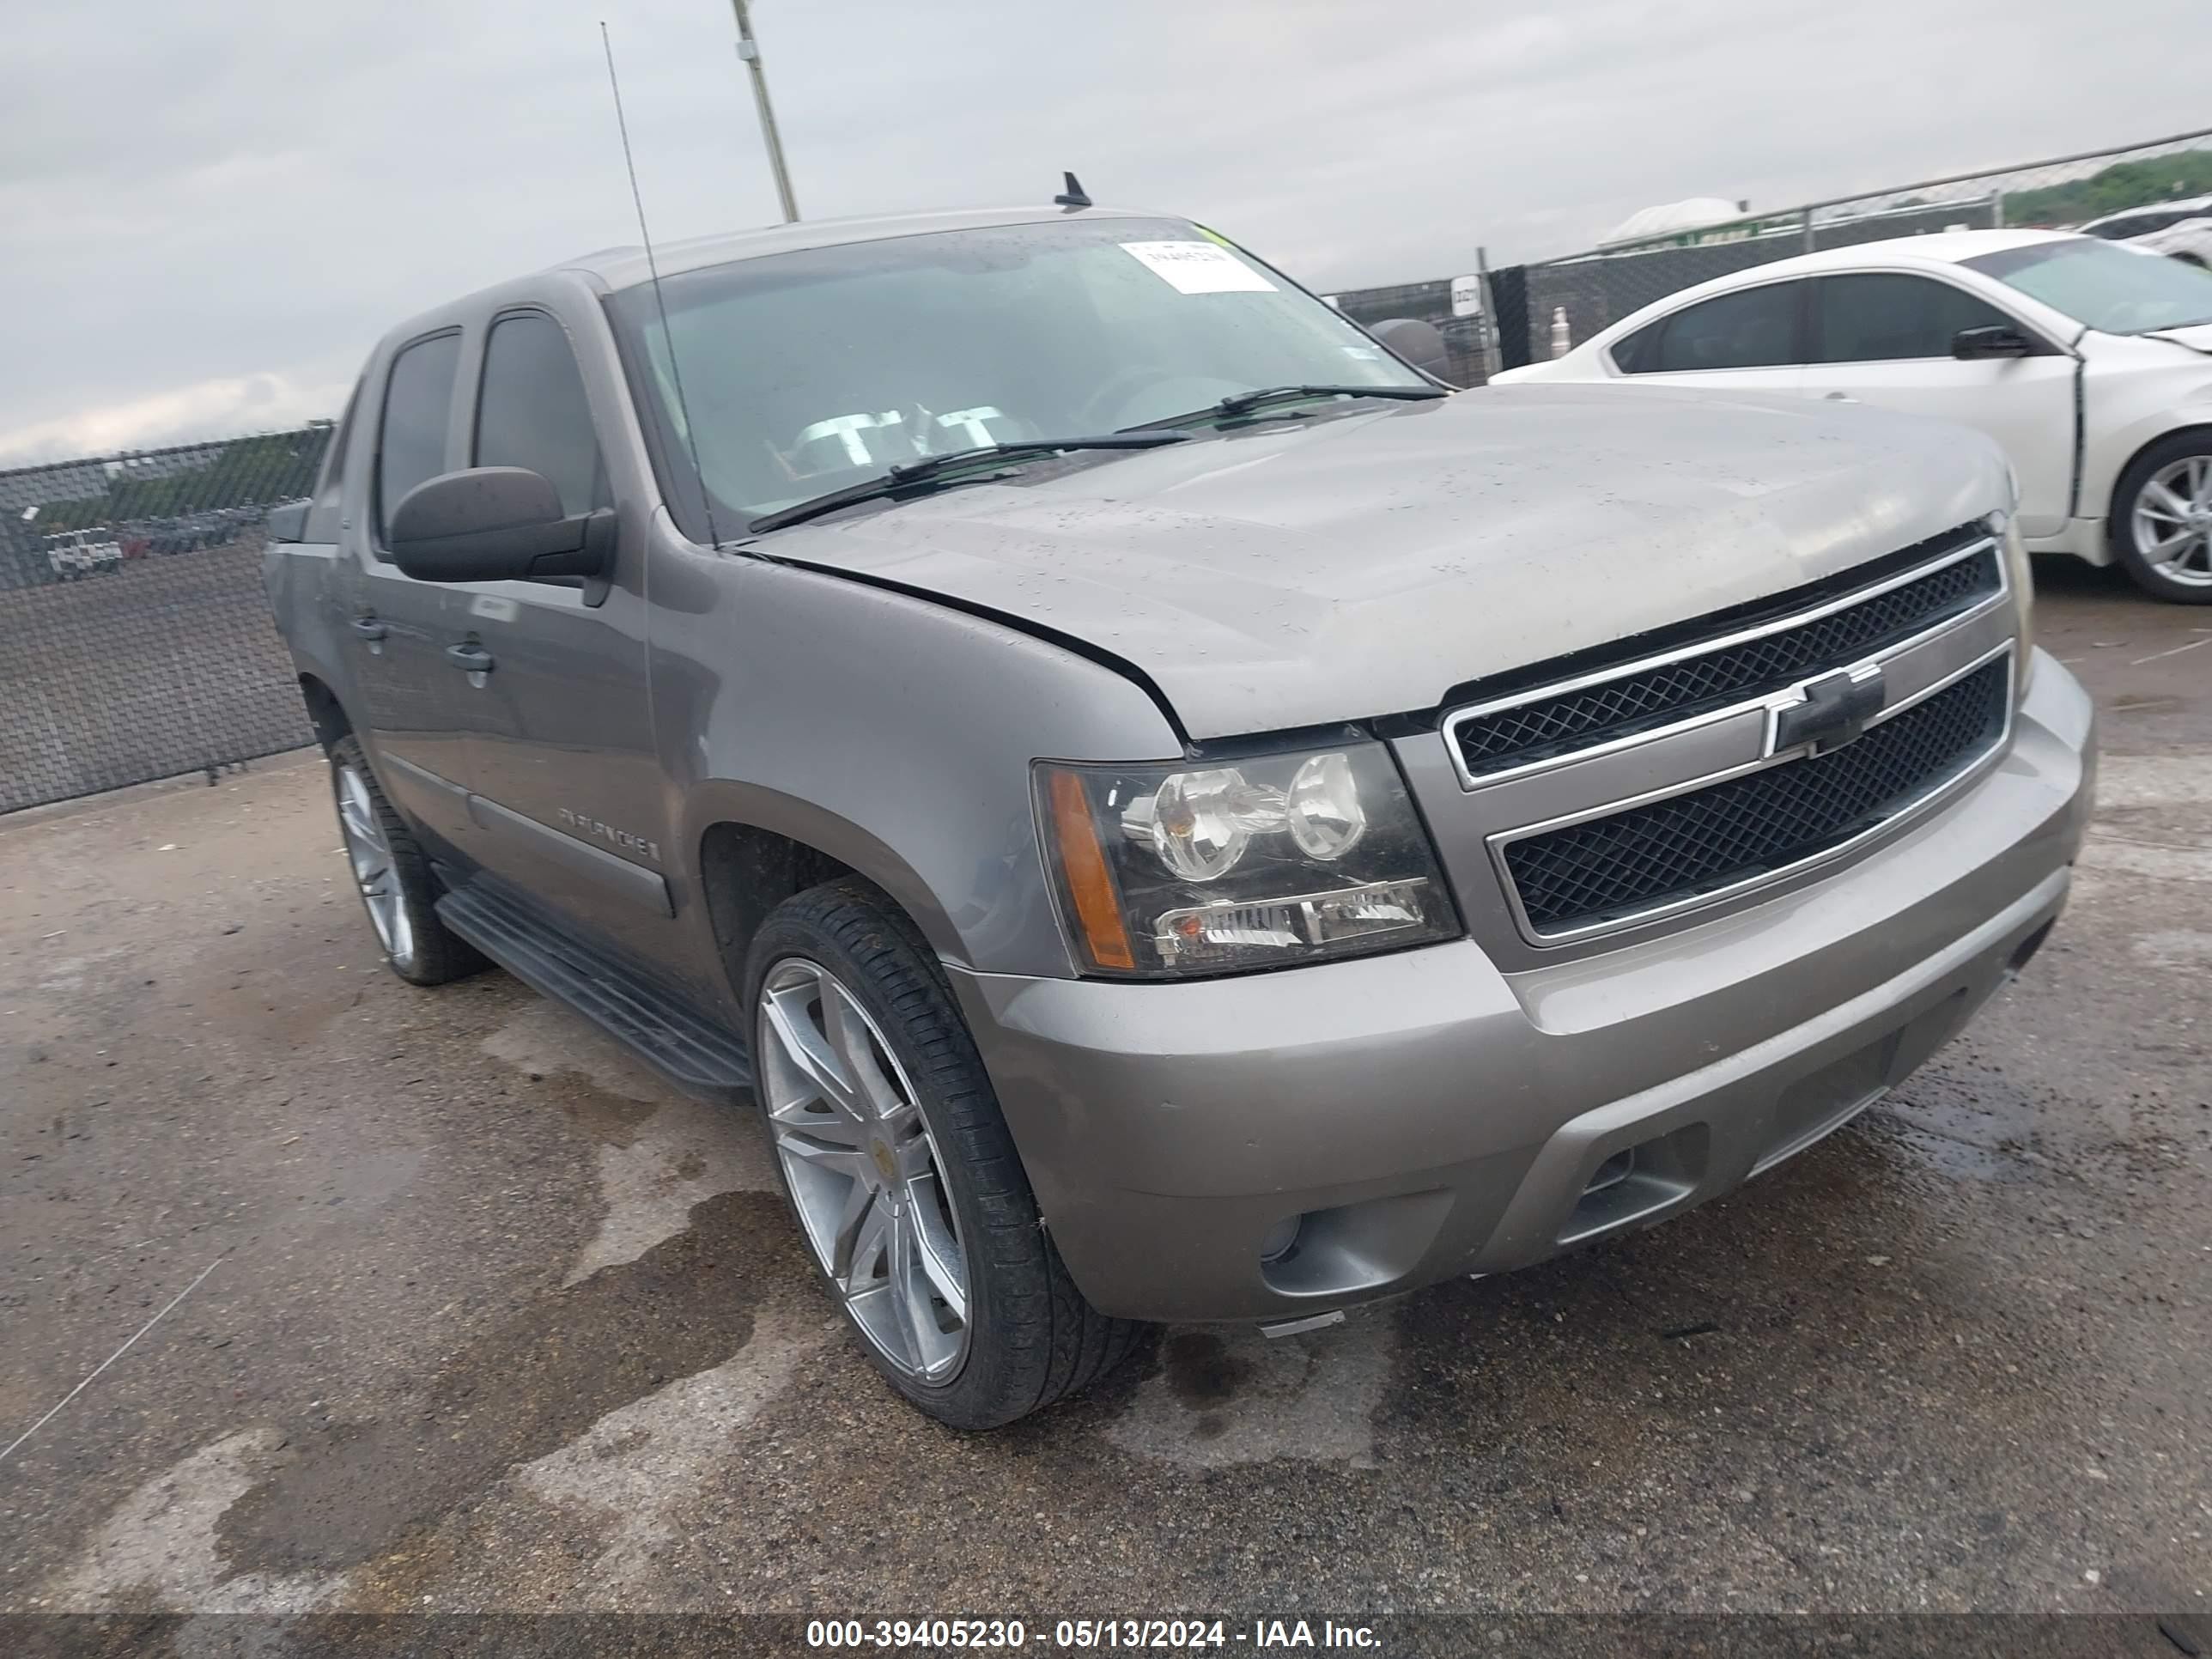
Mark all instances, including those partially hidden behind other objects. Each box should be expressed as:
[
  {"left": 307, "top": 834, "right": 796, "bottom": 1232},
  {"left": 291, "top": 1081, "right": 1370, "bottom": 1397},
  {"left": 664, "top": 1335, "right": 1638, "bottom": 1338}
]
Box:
[{"left": 601, "top": 21, "right": 723, "bottom": 550}]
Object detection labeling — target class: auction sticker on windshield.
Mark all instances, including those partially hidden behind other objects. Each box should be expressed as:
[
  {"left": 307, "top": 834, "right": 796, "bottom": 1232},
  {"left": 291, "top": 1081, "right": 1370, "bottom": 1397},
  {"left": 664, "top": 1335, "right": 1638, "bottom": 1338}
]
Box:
[{"left": 1121, "top": 240, "right": 1278, "bottom": 294}]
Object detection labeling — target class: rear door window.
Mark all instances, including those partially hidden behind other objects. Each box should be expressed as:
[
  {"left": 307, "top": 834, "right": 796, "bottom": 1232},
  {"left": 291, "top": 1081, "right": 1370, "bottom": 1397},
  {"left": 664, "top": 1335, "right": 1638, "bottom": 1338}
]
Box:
[
  {"left": 1812, "top": 273, "right": 2023, "bottom": 362},
  {"left": 1613, "top": 282, "right": 1805, "bottom": 374},
  {"left": 375, "top": 331, "right": 462, "bottom": 542},
  {"left": 473, "top": 312, "right": 609, "bottom": 516}
]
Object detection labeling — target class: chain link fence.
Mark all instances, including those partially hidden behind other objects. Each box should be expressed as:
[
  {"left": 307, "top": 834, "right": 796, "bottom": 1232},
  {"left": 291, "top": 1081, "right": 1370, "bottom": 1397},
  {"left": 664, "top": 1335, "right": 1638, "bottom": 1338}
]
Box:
[
  {"left": 0, "top": 426, "right": 332, "bottom": 813},
  {"left": 1486, "top": 125, "right": 2212, "bottom": 368}
]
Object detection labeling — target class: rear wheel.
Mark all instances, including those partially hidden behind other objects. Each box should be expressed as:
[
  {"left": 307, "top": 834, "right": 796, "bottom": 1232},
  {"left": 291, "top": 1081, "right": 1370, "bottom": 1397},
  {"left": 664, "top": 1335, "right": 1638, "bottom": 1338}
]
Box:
[
  {"left": 2112, "top": 433, "right": 2212, "bottom": 603},
  {"left": 744, "top": 878, "right": 1139, "bottom": 1428},
  {"left": 328, "top": 735, "right": 483, "bottom": 986}
]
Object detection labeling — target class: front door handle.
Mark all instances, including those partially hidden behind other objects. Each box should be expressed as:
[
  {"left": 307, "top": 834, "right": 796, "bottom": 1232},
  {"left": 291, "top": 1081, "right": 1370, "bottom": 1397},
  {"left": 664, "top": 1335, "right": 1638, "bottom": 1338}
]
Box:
[
  {"left": 351, "top": 617, "right": 387, "bottom": 641},
  {"left": 445, "top": 642, "right": 495, "bottom": 674}
]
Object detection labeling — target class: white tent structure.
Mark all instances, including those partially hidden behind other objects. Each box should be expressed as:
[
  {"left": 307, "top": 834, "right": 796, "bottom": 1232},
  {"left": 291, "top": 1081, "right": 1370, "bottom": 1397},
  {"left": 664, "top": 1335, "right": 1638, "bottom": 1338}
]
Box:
[{"left": 1597, "top": 198, "right": 1747, "bottom": 248}]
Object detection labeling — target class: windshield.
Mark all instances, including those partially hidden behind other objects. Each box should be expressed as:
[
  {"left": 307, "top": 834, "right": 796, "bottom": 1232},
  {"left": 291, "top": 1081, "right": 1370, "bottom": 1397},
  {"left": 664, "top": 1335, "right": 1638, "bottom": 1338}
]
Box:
[
  {"left": 606, "top": 216, "right": 1427, "bottom": 529},
  {"left": 1960, "top": 237, "right": 2212, "bottom": 334}
]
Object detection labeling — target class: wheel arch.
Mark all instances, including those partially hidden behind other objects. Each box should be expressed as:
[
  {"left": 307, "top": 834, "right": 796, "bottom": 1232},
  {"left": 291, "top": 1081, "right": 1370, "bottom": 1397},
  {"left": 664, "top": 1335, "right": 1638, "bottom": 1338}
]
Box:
[
  {"left": 2106, "top": 421, "right": 2212, "bottom": 529},
  {"left": 296, "top": 672, "right": 351, "bottom": 750},
  {"left": 688, "top": 784, "right": 973, "bottom": 985}
]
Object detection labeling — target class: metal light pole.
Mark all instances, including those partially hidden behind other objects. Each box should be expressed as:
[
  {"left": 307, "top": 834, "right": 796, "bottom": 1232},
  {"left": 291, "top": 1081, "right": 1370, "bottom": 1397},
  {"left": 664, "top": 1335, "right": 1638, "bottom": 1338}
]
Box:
[{"left": 729, "top": 0, "right": 799, "bottom": 222}]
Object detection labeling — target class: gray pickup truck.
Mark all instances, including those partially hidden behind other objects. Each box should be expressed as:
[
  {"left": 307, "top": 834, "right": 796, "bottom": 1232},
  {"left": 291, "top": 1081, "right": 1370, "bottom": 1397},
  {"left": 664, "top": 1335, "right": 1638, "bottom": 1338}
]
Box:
[{"left": 266, "top": 203, "right": 2094, "bottom": 1428}]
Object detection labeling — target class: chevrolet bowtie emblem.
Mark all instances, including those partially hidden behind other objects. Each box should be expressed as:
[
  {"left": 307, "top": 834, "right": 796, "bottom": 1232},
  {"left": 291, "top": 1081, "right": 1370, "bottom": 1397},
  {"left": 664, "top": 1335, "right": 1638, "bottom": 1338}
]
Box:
[{"left": 1767, "top": 665, "right": 1887, "bottom": 757}]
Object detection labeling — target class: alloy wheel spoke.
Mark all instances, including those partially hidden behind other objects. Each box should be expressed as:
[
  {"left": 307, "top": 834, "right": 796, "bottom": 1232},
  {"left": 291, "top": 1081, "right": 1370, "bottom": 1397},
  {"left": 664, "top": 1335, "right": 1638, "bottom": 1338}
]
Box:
[
  {"left": 769, "top": 1097, "right": 868, "bottom": 1145},
  {"left": 776, "top": 1134, "right": 872, "bottom": 1180},
  {"left": 892, "top": 1126, "right": 937, "bottom": 1181},
  {"left": 820, "top": 983, "right": 902, "bottom": 1121},
  {"left": 910, "top": 1212, "right": 969, "bottom": 1326},
  {"left": 838, "top": 1182, "right": 890, "bottom": 1285},
  {"left": 2144, "top": 481, "right": 2193, "bottom": 522},
  {"left": 885, "top": 1208, "right": 939, "bottom": 1366},
  {"left": 763, "top": 982, "right": 867, "bottom": 1124}
]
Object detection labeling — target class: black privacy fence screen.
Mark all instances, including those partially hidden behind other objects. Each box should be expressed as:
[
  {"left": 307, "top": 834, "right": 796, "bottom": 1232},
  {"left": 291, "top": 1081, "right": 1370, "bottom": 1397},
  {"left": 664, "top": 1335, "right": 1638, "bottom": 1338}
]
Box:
[{"left": 1330, "top": 124, "right": 2212, "bottom": 375}]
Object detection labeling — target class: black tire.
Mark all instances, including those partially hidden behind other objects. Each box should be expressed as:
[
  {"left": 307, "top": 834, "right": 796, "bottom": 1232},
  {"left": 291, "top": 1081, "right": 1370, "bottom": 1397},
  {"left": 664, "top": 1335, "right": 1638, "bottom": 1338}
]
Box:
[
  {"left": 743, "top": 877, "right": 1139, "bottom": 1429},
  {"left": 327, "top": 734, "right": 484, "bottom": 987},
  {"left": 2109, "top": 431, "right": 2212, "bottom": 604}
]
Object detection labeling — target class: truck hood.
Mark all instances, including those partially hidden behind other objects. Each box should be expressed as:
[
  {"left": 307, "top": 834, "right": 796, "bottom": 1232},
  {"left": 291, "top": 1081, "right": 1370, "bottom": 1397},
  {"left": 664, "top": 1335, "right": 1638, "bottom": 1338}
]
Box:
[{"left": 757, "top": 386, "right": 2010, "bottom": 741}]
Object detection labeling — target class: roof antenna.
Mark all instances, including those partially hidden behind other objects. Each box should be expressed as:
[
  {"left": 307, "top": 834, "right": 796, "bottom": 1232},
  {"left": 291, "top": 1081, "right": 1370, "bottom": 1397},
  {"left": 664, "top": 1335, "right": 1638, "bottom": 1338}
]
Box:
[
  {"left": 601, "top": 21, "right": 723, "bottom": 550},
  {"left": 1053, "top": 171, "right": 1092, "bottom": 210}
]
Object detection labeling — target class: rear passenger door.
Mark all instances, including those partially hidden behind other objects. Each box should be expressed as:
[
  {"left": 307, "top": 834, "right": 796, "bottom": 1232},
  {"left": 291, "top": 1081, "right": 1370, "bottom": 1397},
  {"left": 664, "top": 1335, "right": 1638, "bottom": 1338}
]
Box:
[
  {"left": 1608, "top": 279, "right": 1809, "bottom": 397},
  {"left": 1802, "top": 272, "right": 2076, "bottom": 537},
  {"left": 450, "top": 305, "right": 674, "bottom": 954},
  {"left": 349, "top": 329, "right": 482, "bottom": 851}
]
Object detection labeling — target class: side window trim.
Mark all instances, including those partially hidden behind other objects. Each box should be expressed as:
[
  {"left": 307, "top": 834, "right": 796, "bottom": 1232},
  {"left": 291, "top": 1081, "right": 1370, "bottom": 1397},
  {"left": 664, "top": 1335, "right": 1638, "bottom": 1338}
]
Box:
[
  {"left": 474, "top": 304, "right": 559, "bottom": 463},
  {"left": 372, "top": 325, "right": 465, "bottom": 556},
  {"left": 470, "top": 304, "right": 613, "bottom": 512},
  {"left": 1608, "top": 277, "right": 1809, "bottom": 375},
  {"left": 1809, "top": 269, "right": 2063, "bottom": 363}
]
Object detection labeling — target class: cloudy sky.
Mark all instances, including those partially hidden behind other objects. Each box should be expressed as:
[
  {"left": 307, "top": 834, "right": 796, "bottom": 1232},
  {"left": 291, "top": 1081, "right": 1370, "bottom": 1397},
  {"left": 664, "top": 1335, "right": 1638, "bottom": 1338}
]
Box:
[{"left": 2, "top": 0, "right": 2203, "bottom": 463}]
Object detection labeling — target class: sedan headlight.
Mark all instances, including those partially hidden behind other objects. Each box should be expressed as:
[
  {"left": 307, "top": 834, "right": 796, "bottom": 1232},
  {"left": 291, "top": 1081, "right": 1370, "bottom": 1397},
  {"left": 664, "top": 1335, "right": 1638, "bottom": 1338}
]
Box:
[{"left": 1036, "top": 741, "right": 1460, "bottom": 976}]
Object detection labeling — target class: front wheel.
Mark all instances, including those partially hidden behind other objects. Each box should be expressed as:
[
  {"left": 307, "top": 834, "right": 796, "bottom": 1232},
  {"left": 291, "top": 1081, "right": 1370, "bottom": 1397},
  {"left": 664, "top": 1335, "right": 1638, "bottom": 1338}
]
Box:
[
  {"left": 744, "top": 878, "right": 1139, "bottom": 1428},
  {"left": 2112, "top": 434, "right": 2212, "bottom": 603},
  {"left": 328, "top": 734, "right": 483, "bottom": 986}
]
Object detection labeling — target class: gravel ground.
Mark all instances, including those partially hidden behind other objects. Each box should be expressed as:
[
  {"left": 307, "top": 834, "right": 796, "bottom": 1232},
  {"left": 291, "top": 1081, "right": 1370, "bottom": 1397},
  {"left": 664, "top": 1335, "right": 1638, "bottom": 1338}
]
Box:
[{"left": 0, "top": 564, "right": 2206, "bottom": 1644}]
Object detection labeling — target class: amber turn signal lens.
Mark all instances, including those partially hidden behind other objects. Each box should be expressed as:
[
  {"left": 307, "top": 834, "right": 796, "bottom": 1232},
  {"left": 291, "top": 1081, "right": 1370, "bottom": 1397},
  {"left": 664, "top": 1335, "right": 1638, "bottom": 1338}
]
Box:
[{"left": 1047, "top": 769, "right": 1135, "bottom": 970}]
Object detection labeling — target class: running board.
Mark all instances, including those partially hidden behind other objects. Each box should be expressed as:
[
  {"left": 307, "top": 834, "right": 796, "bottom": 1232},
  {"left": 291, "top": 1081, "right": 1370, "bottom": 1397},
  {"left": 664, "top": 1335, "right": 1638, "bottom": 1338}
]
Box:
[{"left": 435, "top": 879, "right": 752, "bottom": 1102}]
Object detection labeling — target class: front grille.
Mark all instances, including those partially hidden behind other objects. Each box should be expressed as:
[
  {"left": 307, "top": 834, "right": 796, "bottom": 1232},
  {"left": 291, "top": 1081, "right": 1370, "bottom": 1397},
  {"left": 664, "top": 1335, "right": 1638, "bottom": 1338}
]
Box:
[
  {"left": 1502, "top": 657, "right": 2009, "bottom": 936},
  {"left": 1453, "top": 540, "right": 2000, "bottom": 778}
]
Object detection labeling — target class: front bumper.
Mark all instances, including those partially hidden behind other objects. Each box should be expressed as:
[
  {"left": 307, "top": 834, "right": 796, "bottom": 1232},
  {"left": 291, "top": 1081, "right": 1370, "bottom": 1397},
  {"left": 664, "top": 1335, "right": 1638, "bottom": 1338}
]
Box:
[{"left": 951, "top": 658, "right": 2095, "bottom": 1324}]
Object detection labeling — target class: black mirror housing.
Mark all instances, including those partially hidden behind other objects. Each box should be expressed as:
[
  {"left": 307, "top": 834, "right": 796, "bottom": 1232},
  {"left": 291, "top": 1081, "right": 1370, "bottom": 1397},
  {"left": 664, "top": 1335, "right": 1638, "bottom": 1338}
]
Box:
[
  {"left": 1952, "top": 325, "right": 2033, "bottom": 361},
  {"left": 264, "top": 498, "right": 310, "bottom": 544},
  {"left": 386, "top": 467, "right": 609, "bottom": 583}
]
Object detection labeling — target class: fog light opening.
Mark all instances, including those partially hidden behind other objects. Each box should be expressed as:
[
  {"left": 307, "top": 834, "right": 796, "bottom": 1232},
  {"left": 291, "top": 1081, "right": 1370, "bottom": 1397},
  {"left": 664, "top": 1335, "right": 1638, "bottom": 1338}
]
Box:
[
  {"left": 1583, "top": 1147, "right": 1638, "bottom": 1196},
  {"left": 2005, "top": 919, "right": 2056, "bottom": 981},
  {"left": 1258, "top": 1213, "right": 1304, "bottom": 1264}
]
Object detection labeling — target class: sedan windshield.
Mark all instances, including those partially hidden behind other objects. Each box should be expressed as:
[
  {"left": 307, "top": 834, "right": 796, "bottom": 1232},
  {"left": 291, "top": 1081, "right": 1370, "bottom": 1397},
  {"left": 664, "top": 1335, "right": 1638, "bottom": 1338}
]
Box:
[
  {"left": 1960, "top": 236, "right": 2212, "bottom": 334},
  {"left": 606, "top": 217, "right": 1429, "bottom": 529}
]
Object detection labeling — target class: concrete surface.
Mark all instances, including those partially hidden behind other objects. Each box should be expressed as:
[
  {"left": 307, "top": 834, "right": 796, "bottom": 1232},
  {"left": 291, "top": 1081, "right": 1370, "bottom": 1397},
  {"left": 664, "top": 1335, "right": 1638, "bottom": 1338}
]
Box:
[{"left": 0, "top": 563, "right": 2206, "bottom": 1623}]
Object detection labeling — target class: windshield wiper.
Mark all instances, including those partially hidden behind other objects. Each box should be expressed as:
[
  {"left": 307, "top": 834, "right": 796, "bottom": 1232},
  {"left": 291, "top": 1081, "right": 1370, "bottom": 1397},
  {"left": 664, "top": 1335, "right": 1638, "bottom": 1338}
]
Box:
[
  {"left": 1122, "top": 382, "right": 1446, "bottom": 432},
  {"left": 747, "top": 433, "right": 1193, "bottom": 534}
]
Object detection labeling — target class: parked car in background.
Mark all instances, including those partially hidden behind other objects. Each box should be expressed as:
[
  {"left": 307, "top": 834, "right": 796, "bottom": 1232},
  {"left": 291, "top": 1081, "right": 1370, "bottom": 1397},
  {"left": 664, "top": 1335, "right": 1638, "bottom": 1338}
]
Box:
[
  {"left": 2080, "top": 194, "right": 2212, "bottom": 268},
  {"left": 1494, "top": 230, "right": 2212, "bottom": 602},
  {"left": 267, "top": 203, "right": 2090, "bottom": 1427},
  {"left": 43, "top": 527, "right": 124, "bottom": 580}
]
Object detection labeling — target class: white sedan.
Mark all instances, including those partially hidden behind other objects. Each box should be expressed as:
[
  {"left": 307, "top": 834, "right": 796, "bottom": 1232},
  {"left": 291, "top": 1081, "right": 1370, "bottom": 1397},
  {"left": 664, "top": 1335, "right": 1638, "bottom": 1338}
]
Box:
[
  {"left": 1493, "top": 229, "right": 2212, "bottom": 602},
  {"left": 2080, "top": 194, "right": 2212, "bottom": 270}
]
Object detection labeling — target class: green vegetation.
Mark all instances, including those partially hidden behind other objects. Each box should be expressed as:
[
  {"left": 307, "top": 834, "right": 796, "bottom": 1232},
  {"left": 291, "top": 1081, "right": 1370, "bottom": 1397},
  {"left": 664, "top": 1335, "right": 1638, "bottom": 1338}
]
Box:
[
  {"left": 2002, "top": 150, "right": 2212, "bottom": 228},
  {"left": 27, "top": 428, "right": 331, "bottom": 532}
]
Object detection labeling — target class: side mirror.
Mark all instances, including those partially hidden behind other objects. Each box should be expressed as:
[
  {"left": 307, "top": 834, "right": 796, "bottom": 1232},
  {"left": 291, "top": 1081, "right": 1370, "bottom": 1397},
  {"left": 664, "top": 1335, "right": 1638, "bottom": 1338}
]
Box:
[
  {"left": 265, "top": 498, "right": 310, "bottom": 544},
  {"left": 386, "top": 467, "right": 610, "bottom": 583},
  {"left": 1952, "top": 325, "right": 2033, "bottom": 361}
]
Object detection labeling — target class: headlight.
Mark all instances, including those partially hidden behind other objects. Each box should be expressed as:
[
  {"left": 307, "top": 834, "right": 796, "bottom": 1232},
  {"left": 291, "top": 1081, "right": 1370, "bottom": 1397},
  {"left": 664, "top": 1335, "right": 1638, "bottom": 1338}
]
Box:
[{"left": 1036, "top": 740, "right": 1460, "bottom": 976}]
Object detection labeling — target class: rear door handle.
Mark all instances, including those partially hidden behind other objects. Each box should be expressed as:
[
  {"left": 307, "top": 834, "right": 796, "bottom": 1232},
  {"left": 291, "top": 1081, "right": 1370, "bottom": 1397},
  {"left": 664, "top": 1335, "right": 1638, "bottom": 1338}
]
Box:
[
  {"left": 446, "top": 642, "right": 495, "bottom": 673},
  {"left": 351, "top": 617, "right": 387, "bottom": 641}
]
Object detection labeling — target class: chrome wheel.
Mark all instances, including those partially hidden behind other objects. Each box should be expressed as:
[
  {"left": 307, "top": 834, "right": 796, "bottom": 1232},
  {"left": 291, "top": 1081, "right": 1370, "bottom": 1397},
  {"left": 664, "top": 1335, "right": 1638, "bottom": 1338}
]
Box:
[
  {"left": 756, "top": 957, "right": 969, "bottom": 1383},
  {"left": 2131, "top": 453, "right": 2212, "bottom": 587},
  {"left": 336, "top": 763, "right": 414, "bottom": 969}
]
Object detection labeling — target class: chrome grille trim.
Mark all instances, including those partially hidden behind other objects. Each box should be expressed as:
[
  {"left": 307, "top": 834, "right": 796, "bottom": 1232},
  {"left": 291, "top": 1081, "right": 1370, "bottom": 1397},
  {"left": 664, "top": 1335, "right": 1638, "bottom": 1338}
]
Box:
[
  {"left": 1485, "top": 641, "right": 2016, "bottom": 945},
  {"left": 1443, "top": 533, "right": 2003, "bottom": 790}
]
